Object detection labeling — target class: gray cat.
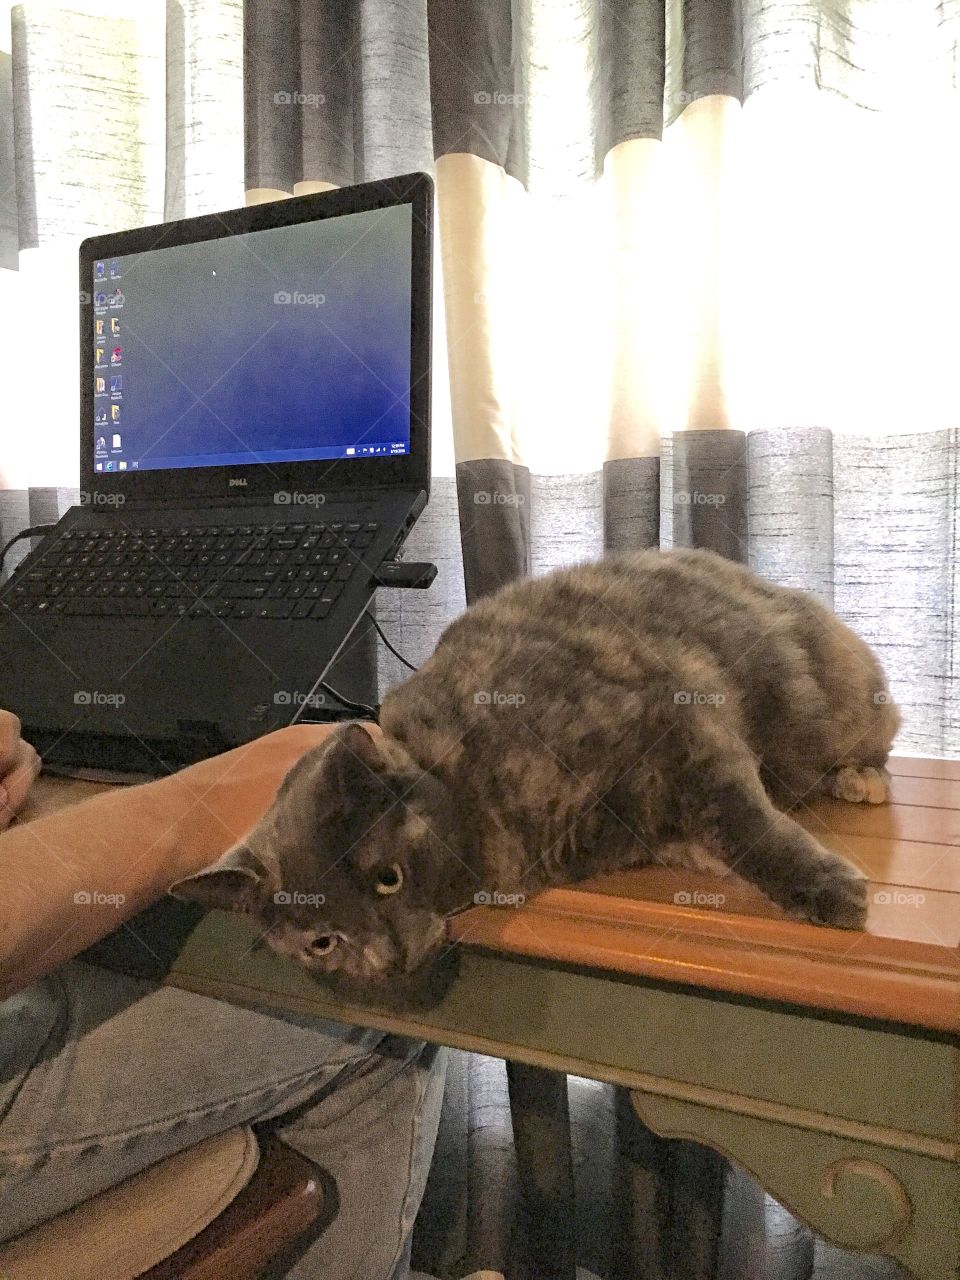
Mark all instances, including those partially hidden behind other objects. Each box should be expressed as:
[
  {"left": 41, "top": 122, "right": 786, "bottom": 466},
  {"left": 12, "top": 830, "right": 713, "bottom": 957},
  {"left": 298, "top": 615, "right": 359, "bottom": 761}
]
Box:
[{"left": 172, "top": 549, "right": 899, "bottom": 1009}]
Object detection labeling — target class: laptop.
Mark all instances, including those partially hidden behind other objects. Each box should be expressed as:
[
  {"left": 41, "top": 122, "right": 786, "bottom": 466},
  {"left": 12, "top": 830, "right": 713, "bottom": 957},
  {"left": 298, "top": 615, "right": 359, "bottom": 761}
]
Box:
[{"left": 0, "top": 172, "right": 433, "bottom": 774}]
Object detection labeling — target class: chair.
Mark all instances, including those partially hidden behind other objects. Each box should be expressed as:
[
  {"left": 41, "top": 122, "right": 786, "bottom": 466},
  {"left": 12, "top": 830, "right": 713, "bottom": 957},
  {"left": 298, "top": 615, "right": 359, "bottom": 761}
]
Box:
[{"left": 0, "top": 1127, "right": 336, "bottom": 1280}]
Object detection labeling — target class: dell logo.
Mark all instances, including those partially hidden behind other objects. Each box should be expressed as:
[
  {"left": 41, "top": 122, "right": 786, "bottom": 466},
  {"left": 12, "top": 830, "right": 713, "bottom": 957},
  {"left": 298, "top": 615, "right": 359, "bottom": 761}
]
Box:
[{"left": 229, "top": 477, "right": 248, "bottom": 487}]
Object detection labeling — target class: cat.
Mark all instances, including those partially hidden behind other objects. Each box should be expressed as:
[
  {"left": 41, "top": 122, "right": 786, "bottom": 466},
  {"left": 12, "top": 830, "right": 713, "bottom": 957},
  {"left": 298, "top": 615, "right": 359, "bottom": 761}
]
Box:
[{"left": 171, "top": 548, "right": 899, "bottom": 1010}]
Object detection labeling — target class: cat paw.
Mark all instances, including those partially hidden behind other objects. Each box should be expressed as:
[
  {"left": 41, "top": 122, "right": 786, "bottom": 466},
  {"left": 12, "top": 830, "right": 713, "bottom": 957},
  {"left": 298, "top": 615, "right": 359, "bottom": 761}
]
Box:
[
  {"left": 782, "top": 856, "right": 868, "bottom": 930},
  {"left": 826, "top": 765, "right": 891, "bottom": 805}
]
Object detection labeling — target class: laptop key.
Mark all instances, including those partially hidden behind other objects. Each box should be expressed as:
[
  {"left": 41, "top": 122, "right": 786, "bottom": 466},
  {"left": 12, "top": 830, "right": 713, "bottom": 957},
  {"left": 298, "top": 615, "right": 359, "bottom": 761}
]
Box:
[
  {"left": 256, "top": 601, "right": 293, "bottom": 619},
  {"left": 291, "top": 600, "right": 315, "bottom": 619}
]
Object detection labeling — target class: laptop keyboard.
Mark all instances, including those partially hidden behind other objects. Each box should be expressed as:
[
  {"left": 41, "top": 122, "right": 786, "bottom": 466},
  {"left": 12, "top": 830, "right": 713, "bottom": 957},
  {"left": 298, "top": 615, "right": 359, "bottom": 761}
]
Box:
[{"left": 7, "top": 521, "right": 380, "bottom": 622}]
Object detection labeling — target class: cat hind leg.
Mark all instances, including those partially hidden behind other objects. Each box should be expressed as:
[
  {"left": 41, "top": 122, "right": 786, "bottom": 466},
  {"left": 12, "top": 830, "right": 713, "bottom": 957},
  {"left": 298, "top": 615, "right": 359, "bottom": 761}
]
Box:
[{"left": 821, "top": 764, "right": 891, "bottom": 805}]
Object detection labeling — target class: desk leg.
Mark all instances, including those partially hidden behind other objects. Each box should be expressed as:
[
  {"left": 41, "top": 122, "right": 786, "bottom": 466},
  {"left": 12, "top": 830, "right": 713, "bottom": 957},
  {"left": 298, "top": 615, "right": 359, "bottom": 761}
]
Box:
[
  {"left": 506, "top": 1062, "right": 577, "bottom": 1280},
  {"left": 615, "top": 1087, "right": 726, "bottom": 1280}
]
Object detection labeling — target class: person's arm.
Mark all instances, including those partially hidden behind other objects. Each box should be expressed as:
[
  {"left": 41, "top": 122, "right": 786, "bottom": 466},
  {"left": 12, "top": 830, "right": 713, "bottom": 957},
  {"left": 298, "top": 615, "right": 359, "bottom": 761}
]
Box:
[
  {"left": 0, "top": 710, "right": 42, "bottom": 831},
  {"left": 0, "top": 723, "right": 339, "bottom": 999}
]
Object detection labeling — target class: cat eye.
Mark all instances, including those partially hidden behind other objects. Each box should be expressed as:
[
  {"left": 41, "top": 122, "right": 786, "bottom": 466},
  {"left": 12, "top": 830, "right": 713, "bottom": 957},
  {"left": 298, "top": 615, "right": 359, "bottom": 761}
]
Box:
[
  {"left": 375, "top": 863, "right": 404, "bottom": 896},
  {"left": 309, "top": 934, "right": 339, "bottom": 957}
]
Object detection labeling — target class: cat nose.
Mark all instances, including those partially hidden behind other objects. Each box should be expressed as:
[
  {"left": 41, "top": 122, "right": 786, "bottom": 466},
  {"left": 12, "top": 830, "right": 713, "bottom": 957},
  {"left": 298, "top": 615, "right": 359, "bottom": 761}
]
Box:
[{"left": 402, "top": 917, "right": 447, "bottom": 973}]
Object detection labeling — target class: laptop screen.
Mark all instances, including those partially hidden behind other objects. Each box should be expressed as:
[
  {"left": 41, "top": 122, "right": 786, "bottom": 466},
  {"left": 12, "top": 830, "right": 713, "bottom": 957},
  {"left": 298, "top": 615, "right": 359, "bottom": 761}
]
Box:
[{"left": 90, "top": 204, "right": 412, "bottom": 475}]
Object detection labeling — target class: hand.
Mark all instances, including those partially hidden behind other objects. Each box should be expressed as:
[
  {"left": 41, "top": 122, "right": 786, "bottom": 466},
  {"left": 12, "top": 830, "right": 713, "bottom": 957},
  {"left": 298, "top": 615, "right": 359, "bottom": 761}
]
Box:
[
  {"left": 0, "top": 711, "right": 41, "bottom": 831},
  {"left": 153, "top": 722, "right": 378, "bottom": 881}
]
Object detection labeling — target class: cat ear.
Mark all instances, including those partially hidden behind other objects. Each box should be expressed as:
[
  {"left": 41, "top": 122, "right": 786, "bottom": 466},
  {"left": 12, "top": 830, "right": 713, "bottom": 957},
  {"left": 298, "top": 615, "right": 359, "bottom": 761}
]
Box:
[
  {"left": 320, "top": 722, "right": 385, "bottom": 797},
  {"left": 168, "top": 843, "right": 268, "bottom": 913}
]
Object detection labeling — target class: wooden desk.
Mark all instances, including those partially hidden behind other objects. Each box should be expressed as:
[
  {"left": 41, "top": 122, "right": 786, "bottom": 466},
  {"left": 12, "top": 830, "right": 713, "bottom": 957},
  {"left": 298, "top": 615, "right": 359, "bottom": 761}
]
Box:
[{"left": 20, "top": 758, "right": 960, "bottom": 1280}]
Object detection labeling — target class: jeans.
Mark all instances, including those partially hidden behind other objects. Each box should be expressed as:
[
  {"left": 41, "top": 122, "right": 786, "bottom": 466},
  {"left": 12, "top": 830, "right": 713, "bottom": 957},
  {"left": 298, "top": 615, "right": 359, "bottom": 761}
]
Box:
[{"left": 0, "top": 960, "right": 447, "bottom": 1280}]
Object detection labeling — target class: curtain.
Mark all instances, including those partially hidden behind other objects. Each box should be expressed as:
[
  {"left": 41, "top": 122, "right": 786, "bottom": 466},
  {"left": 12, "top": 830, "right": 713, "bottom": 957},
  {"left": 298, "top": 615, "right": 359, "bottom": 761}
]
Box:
[{"left": 2, "top": 2, "right": 955, "bottom": 1276}]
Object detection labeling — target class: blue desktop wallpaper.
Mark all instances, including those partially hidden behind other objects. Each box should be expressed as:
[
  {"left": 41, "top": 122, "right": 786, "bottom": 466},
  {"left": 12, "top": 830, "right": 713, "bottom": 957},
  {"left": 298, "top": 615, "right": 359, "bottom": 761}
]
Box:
[{"left": 91, "top": 204, "right": 412, "bottom": 472}]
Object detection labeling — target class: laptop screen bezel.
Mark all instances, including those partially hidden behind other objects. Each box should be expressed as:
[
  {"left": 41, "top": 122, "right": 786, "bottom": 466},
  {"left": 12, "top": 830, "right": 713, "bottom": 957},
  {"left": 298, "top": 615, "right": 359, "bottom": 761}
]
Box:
[{"left": 79, "top": 172, "right": 431, "bottom": 502}]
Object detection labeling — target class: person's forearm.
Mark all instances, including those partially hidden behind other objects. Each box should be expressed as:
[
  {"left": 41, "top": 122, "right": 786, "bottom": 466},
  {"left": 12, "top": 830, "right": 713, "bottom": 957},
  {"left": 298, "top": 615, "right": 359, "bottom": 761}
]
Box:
[
  {"left": 0, "top": 775, "right": 225, "bottom": 998},
  {"left": 0, "top": 722, "right": 338, "bottom": 999}
]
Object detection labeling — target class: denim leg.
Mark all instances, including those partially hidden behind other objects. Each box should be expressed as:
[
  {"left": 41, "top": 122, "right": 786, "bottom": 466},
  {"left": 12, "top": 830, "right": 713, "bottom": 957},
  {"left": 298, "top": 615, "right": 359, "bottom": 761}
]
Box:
[{"left": 0, "top": 960, "right": 446, "bottom": 1280}]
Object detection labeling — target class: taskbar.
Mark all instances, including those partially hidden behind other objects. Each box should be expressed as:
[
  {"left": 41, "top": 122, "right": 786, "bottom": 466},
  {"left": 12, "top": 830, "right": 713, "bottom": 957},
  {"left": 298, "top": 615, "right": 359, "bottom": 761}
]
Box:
[{"left": 92, "top": 442, "right": 410, "bottom": 472}]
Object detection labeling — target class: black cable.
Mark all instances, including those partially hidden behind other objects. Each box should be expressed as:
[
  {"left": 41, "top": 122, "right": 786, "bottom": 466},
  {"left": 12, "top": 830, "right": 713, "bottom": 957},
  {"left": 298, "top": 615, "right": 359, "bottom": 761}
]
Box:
[
  {"left": 366, "top": 607, "right": 418, "bottom": 672},
  {"left": 317, "top": 680, "right": 379, "bottom": 723},
  {"left": 0, "top": 524, "right": 57, "bottom": 577},
  {"left": 289, "top": 602, "right": 417, "bottom": 728}
]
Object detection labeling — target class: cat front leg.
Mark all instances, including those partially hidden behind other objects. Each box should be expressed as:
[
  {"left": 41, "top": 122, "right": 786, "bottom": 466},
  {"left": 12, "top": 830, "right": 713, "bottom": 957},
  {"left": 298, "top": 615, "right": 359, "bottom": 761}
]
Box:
[{"left": 680, "top": 757, "right": 868, "bottom": 929}]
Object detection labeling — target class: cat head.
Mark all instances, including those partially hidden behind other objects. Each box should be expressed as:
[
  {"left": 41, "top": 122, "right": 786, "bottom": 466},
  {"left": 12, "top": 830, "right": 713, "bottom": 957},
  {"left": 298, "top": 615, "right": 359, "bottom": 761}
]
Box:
[{"left": 170, "top": 723, "right": 471, "bottom": 1009}]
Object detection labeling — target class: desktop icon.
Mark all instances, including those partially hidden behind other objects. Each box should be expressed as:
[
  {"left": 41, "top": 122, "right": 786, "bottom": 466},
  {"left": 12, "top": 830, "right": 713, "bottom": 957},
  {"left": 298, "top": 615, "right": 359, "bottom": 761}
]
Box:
[
  {"left": 112, "top": 433, "right": 122, "bottom": 449},
  {"left": 110, "top": 317, "right": 121, "bottom": 336},
  {"left": 111, "top": 347, "right": 123, "bottom": 365},
  {"left": 105, "top": 461, "right": 116, "bottom": 472},
  {"left": 109, "top": 260, "right": 121, "bottom": 278},
  {"left": 111, "top": 405, "right": 121, "bottom": 423},
  {"left": 110, "top": 288, "right": 124, "bottom": 306},
  {"left": 95, "top": 319, "right": 104, "bottom": 337},
  {"left": 95, "top": 262, "right": 106, "bottom": 279},
  {"left": 95, "top": 463, "right": 103, "bottom": 472},
  {"left": 95, "top": 348, "right": 106, "bottom": 366},
  {"left": 96, "top": 435, "right": 107, "bottom": 450},
  {"left": 94, "top": 291, "right": 107, "bottom": 307},
  {"left": 94, "top": 411, "right": 107, "bottom": 427},
  {"left": 110, "top": 375, "right": 122, "bottom": 394},
  {"left": 95, "top": 376, "right": 106, "bottom": 394},
  {"left": 118, "top": 460, "right": 127, "bottom": 470}
]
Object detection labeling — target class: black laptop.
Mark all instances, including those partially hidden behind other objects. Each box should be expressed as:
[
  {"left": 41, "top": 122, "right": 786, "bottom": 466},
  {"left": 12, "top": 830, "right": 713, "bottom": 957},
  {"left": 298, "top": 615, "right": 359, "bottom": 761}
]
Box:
[{"left": 0, "top": 172, "right": 433, "bottom": 773}]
